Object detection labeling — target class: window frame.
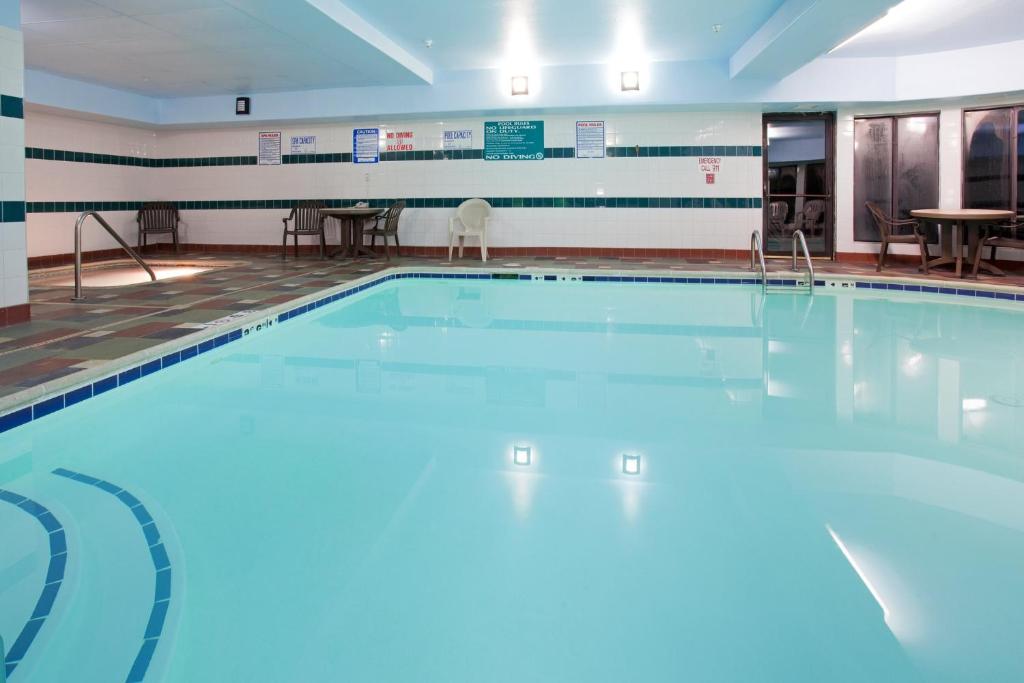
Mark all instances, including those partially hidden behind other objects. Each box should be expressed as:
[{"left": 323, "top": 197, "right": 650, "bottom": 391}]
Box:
[
  {"left": 853, "top": 111, "right": 941, "bottom": 243},
  {"left": 961, "top": 104, "right": 1024, "bottom": 212}
]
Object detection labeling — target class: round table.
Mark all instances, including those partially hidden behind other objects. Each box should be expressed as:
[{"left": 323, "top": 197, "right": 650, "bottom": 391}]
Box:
[
  {"left": 910, "top": 208, "right": 1015, "bottom": 278},
  {"left": 321, "top": 207, "right": 386, "bottom": 258}
]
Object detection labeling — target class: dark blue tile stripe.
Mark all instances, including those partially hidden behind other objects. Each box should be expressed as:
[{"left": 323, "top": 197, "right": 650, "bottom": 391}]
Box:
[
  {"left": 24, "top": 196, "right": 764, "bottom": 213},
  {"left": 0, "top": 489, "right": 66, "bottom": 677},
  {"left": 1, "top": 95, "right": 23, "bottom": 120},
  {"left": 1, "top": 270, "right": 1022, "bottom": 439},
  {"left": 25, "top": 144, "right": 763, "bottom": 167},
  {"left": 51, "top": 469, "right": 170, "bottom": 683}
]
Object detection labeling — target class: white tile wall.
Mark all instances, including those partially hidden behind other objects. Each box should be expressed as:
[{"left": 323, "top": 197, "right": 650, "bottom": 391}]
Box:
[
  {"left": 27, "top": 110, "right": 764, "bottom": 255},
  {"left": 0, "top": 23, "right": 25, "bottom": 309}
]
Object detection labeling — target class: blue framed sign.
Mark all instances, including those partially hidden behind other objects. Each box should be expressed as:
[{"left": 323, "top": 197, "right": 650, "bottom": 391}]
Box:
[
  {"left": 576, "top": 120, "right": 605, "bottom": 159},
  {"left": 484, "top": 120, "right": 544, "bottom": 161},
  {"left": 353, "top": 128, "right": 380, "bottom": 164}
]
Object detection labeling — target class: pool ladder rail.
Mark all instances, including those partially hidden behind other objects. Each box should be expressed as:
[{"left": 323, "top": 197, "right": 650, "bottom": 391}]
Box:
[
  {"left": 750, "top": 229, "right": 815, "bottom": 295},
  {"left": 72, "top": 210, "right": 156, "bottom": 302}
]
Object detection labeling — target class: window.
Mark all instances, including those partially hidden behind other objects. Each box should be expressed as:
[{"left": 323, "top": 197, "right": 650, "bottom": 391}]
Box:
[
  {"left": 853, "top": 114, "right": 939, "bottom": 242},
  {"left": 963, "top": 106, "right": 1024, "bottom": 213}
]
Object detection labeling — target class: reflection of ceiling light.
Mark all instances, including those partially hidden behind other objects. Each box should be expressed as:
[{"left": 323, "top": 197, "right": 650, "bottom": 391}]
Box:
[
  {"left": 622, "top": 453, "right": 641, "bottom": 475},
  {"left": 620, "top": 71, "right": 640, "bottom": 91},
  {"left": 902, "top": 352, "right": 922, "bottom": 375},
  {"left": 511, "top": 75, "right": 529, "bottom": 96},
  {"left": 513, "top": 445, "right": 532, "bottom": 466},
  {"left": 826, "top": 525, "right": 890, "bottom": 622},
  {"left": 712, "top": 24, "right": 722, "bottom": 33},
  {"left": 962, "top": 398, "right": 988, "bottom": 412}
]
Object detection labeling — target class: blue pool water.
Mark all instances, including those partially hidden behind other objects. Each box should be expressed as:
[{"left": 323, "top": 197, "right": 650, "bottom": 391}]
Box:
[{"left": 1, "top": 278, "right": 1023, "bottom": 682}]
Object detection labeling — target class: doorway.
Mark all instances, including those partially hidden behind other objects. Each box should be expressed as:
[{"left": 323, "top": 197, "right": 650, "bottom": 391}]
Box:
[{"left": 763, "top": 113, "right": 835, "bottom": 257}]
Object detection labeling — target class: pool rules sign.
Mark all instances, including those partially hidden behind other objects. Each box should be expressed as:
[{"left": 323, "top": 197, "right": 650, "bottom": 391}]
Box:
[{"left": 699, "top": 156, "right": 722, "bottom": 184}]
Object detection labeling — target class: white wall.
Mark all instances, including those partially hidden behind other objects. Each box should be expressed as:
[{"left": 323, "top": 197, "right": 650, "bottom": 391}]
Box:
[{"left": 26, "top": 110, "right": 764, "bottom": 256}]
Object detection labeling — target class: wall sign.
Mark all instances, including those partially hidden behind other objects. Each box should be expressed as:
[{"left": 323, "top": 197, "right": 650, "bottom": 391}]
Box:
[
  {"left": 699, "top": 156, "right": 722, "bottom": 184},
  {"left": 385, "top": 130, "right": 414, "bottom": 152},
  {"left": 290, "top": 135, "right": 316, "bottom": 154},
  {"left": 258, "top": 131, "right": 282, "bottom": 165},
  {"left": 353, "top": 128, "right": 380, "bottom": 164},
  {"left": 575, "top": 120, "right": 605, "bottom": 159},
  {"left": 443, "top": 129, "right": 473, "bottom": 150},
  {"left": 484, "top": 120, "right": 544, "bottom": 161}
]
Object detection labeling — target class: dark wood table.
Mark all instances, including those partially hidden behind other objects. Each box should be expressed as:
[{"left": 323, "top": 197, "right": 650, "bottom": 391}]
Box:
[
  {"left": 910, "top": 208, "right": 1015, "bottom": 278},
  {"left": 321, "top": 207, "right": 386, "bottom": 258}
]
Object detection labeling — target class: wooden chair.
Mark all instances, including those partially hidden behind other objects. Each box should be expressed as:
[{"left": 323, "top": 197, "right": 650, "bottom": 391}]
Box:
[
  {"left": 282, "top": 200, "right": 327, "bottom": 260},
  {"left": 972, "top": 215, "right": 1024, "bottom": 277},
  {"left": 866, "top": 201, "right": 929, "bottom": 273},
  {"left": 363, "top": 200, "right": 406, "bottom": 261},
  {"left": 136, "top": 202, "right": 180, "bottom": 253}
]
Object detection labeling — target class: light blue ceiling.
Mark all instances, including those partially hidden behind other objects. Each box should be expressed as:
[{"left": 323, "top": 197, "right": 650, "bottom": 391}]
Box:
[{"left": 338, "top": 0, "right": 787, "bottom": 70}]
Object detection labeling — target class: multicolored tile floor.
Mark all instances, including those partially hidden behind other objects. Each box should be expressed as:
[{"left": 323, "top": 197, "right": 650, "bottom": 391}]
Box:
[{"left": 2, "top": 251, "right": 1023, "bottom": 401}]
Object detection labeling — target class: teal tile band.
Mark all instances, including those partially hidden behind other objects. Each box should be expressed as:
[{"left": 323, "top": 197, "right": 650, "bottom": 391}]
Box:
[
  {"left": 0, "top": 95, "right": 23, "bottom": 120},
  {"left": 26, "top": 197, "right": 763, "bottom": 213},
  {"left": 25, "top": 145, "right": 762, "bottom": 168}
]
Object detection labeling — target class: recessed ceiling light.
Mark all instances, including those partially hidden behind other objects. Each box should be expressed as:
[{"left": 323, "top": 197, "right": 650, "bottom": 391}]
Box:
[
  {"left": 620, "top": 70, "right": 640, "bottom": 91},
  {"left": 511, "top": 75, "right": 529, "bottom": 96},
  {"left": 712, "top": 24, "right": 722, "bottom": 33},
  {"left": 513, "top": 445, "right": 532, "bottom": 466},
  {"left": 622, "top": 453, "right": 641, "bottom": 475}
]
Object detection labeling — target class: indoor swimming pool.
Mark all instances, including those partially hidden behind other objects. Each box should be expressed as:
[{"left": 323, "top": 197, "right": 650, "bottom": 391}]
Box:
[{"left": 1, "top": 275, "right": 1022, "bottom": 682}]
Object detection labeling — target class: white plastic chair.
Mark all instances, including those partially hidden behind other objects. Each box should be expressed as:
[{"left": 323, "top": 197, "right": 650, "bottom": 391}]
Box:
[{"left": 448, "top": 198, "right": 491, "bottom": 262}]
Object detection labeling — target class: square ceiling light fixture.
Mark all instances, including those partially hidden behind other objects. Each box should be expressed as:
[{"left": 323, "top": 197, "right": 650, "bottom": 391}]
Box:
[
  {"left": 513, "top": 445, "right": 532, "bottom": 466},
  {"left": 511, "top": 75, "right": 529, "bottom": 96},
  {"left": 622, "top": 453, "right": 641, "bottom": 475},
  {"left": 620, "top": 71, "right": 640, "bottom": 92}
]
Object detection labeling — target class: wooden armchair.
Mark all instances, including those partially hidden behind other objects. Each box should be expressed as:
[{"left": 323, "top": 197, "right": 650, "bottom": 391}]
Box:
[
  {"left": 282, "top": 200, "right": 327, "bottom": 259},
  {"left": 137, "top": 202, "right": 180, "bottom": 253},
  {"left": 364, "top": 201, "right": 406, "bottom": 260},
  {"left": 972, "top": 215, "right": 1024, "bottom": 277},
  {"left": 866, "top": 201, "right": 929, "bottom": 273}
]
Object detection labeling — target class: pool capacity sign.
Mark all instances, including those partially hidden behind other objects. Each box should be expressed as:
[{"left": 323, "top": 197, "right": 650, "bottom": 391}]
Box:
[
  {"left": 699, "top": 156, "right": 722, "bottom": 184},
  {"left": 484, "top": 120, "right": 544, "bottom": 160}
]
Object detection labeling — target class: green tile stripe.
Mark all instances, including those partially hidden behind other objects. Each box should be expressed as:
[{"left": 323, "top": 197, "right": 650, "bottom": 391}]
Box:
[
  {"left": 1, "top": 94, "right": 23, "bottom": 119},
  {"left": 25, "top": 145, "right": 762, "bottom": 168},
  {"left": 26, "top": 197, "right": 762, "bottom": 213},
  {"left": 1, "top": 201, "right": 25, "bottom": 223}
]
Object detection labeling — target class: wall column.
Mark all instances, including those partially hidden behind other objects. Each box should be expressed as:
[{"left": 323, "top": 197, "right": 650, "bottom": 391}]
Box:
[{"left": 0, "top": 0, "right": 27, "bottom": 326}]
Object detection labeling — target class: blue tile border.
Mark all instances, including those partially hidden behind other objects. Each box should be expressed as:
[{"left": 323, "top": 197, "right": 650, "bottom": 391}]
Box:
[
  {"left": 0, "top": 489, "right": 66, "bottom": 678},
  {"left": 24, "top": 196, "right": 764, "bottom": 213},
  {"left": 1, "top": 269, "right": 1023, "bottom": 438},
  {"left": 51, "top": 469, "right": 170, "bottom": 683},
  {"left": 0, "top": 95, "right": 23, "bottom": 120}
]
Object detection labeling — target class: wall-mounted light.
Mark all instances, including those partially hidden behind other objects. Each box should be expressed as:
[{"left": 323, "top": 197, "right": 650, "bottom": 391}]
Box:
[
  {"left": 235, "top": 96, "right": 250, "bottom": 116},
  {"left": 511, "top": 75, "right": 529, "bottom": 96},
  {"left": 620, "top": 71, "right": 640, "bottom": 91},
  {"left": 622, "top": 453, "right": 641, "bottom": 475},
  {"left": 513, "top": 445, "right": 532, "bottom": 466}
]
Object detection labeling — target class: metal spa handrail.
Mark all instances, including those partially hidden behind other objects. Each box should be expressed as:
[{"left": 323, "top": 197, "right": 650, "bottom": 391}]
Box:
[
  {"left": 791, "top": 229, "right": 815, "bottom": 294},
  {"left": 750, "top": 230, "right": 767, "bottom": 292},
  {"left": 72, "top": 211, "right": 156, "bottom": 302}
]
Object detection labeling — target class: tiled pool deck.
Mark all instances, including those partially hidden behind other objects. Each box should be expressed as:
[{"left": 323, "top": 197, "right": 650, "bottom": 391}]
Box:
[{"left": 1, "top": 252, "right": 1023, "bottom": 403}]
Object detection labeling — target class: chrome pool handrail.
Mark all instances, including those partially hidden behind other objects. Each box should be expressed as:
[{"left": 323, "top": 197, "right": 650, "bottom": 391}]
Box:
[
  {"left": 72, "top": 211, "right": 156, "bottom": 302},
  {"left": 750, "top": 230, "right": 767, "bottom": 292},
  {"left": 791, "top": 229, "right": 814, "bottom": 294}
]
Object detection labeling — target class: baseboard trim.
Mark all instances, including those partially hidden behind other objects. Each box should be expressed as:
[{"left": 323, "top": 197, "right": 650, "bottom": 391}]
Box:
[{"left": 0, "top": 303, "right": 30, "bottom": 327}]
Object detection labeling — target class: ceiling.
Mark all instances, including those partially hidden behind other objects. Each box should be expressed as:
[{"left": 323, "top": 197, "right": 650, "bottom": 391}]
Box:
[
  {"left": 829, "top": 0, "right": 1024, "bottom": 58},
  {"left": 338, "top": 0, "right": 786, "bottom": 69},
  {"left": 20, "top": 0, "right": 1024, "bottom": 99},
  {"left": 20, "top": 0, "right": 431, "bottom": 96}
]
